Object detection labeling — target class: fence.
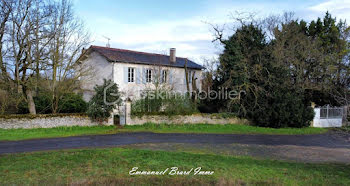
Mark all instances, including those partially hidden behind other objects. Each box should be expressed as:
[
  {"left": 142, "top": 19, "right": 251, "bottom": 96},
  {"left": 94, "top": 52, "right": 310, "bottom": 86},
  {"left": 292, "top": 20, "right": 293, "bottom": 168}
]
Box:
[
  {"left": 313, "top": 105, "right": 344, "bottom": 128},
  {"left": 320, "top": 106, "right": 343, "bottom": 119}
]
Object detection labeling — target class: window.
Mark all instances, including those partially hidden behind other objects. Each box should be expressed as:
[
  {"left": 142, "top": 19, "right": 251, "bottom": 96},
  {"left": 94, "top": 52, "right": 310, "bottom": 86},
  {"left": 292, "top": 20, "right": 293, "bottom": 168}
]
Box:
[
  {"left": 146, "top": 69, "right": 152, "bottom": 83},
  {"left": 128, "top": 67, "right": 135, "bottom": 82},
  {"left": 162, "top": 70, "right": 167, "bottom": 83}
]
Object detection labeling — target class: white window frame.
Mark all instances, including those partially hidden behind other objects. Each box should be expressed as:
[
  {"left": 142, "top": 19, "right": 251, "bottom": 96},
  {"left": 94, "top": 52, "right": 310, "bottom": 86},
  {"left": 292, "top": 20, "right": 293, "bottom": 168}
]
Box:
[
  {"left": 146, "top": 69, "right": 152, "bottom": 83},
  {"left": 128, "top": 67, "right": 135, "bottom": 83},
  {"left": 162, "top": 70, "right": 167, "bottom": 83}
]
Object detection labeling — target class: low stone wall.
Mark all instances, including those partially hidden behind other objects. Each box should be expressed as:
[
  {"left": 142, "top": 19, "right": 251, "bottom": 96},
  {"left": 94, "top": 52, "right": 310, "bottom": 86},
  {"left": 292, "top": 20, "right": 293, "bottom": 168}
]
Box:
[
  {"left": 128, "top": 114, "right": 249, "bottom": 125},
  {"left": 0, "top": 115, "right": 112, "bottom": 129}
]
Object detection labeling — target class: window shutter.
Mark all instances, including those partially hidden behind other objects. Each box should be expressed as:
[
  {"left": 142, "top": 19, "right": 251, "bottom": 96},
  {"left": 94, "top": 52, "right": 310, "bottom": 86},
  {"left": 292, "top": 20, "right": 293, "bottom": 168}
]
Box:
[
  {"left": 160, "top": 70, "right": 163, "bottom": 83},
  {"left": 124, "top": 67, "right": 128, "bottom": 83},
  {"left": 136, "top": 68, "right": 140, "bottom": 84},
  {"left": 189, "top": 71, "right": 192, "bottom": 83},
  {"left": 142, "top": 68, "right": 146, "bottom": 84},
  {"left": 168, "top": 70, "right": 172, "bottom": 84}
]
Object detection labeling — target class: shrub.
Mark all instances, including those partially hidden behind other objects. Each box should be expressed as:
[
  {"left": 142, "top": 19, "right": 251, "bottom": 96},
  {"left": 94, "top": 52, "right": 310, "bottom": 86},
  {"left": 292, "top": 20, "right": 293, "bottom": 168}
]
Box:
[
  {"left": 17, "top": 91, "right": 52, "bottom": 114},
  {"left": 17, "top": 91, "right": 87, "bottom": 114},
  {"left": 87, "top": 79, "right": 121, "bottom": 122},
  {"left": 0, "top": 89, "right": 23, "bottom": 114},
  {"left": 58, "top": 93, "right": 87, "bottom": 113},
  {"left": 131, "top": 90, "right": 198, "bottom": 116},
  {"left": 246, "top": 89, "right": 315, "bottom": 128}
]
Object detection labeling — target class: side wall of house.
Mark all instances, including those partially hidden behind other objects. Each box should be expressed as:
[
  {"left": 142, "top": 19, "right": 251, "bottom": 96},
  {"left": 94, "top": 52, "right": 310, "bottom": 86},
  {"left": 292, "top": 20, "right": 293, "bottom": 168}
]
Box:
[{"left": 80, "top": 51, "right": 113, "bottom": 102}]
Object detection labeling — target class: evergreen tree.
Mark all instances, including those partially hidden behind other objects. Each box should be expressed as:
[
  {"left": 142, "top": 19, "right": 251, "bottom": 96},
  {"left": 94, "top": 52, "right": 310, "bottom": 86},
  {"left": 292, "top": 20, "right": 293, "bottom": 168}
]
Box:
[
  {"left": 87, "top": 79, "right": 122, "bottom": 122},
  {"left": 216, "top": 23, "right": 315, "bottom": 128},
  {"left": 211, "top": 11, "right": 348, "bottom": 127},
  {"left": 303, "top": 12, "right": 349, "bottom": 106}
]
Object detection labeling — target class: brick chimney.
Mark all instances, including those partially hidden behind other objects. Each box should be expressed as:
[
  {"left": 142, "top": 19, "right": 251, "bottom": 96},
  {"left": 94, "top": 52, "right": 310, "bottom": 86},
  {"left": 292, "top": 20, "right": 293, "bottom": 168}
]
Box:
[{"left": 170, "top": 48, "right": 176, "bottom": 63}]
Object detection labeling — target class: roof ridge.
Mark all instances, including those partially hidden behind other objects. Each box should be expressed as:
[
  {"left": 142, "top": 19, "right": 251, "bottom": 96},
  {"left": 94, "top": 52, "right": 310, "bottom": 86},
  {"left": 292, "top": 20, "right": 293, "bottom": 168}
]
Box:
[{"left": 90, "top": 45, "right": 188, "bottom": 59}]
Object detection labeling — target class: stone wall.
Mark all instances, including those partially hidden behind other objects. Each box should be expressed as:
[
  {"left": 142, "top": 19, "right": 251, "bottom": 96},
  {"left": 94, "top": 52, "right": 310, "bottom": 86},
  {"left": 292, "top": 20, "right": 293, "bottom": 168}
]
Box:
[
  {"left": 127, "top": 114, "right": 249, "bottom": 125},
  {"left": 0, "top": 115, "right": 113, "bottom": 129}
]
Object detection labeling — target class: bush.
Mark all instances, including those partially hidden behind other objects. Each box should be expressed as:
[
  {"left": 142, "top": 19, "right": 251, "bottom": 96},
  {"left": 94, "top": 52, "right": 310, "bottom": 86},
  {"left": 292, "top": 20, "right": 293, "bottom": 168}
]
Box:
[
  {"left": 17, "top": 91, "right": 87, "bottom": 114},
  {"left": 87, "top": 79, "right": 121, "bottom": 122},
  {"left": 0, "top": 89, "right": 23, "bottom": 114},
  {"left": 58, "top": 93, "right": 87, "bottom": 113},
  {"left": 246, "top": 89, "right": 315, "bottom": 128},
  {"left": 17, "top": 91, "right": 52, "bottom": 114},
  {"left": 131, "top": 90, "right": 198, "bottom": 116}
]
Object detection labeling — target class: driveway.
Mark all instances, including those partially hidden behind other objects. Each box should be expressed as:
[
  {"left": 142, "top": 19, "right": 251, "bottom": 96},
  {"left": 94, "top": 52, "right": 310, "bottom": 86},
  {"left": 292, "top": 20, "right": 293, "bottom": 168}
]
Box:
[{"left": 0, "top": 131, "right": 348, "bottom": 151}]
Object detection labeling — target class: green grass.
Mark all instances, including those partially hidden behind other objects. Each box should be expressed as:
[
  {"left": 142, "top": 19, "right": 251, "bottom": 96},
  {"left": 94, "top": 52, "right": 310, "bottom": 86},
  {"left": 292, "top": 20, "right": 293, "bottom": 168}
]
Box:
[
  {"left": 0, "top": 148, "right": 349, "bottom": 185},
  {"left": 120, "top": 123, "right": 328, "bottom": 135},
  {"left": 0, "top": 124, "right": 328, "bottom": 141},
  {"left": 0, "top": 125, "right": 116, "bottom": 141}
]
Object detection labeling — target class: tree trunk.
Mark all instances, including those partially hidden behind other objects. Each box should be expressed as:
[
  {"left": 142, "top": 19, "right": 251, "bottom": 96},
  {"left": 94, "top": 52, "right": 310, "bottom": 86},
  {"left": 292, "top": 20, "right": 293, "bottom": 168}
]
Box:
[{"left": 26, "top": 88, "right": 36, "bottom": 115}]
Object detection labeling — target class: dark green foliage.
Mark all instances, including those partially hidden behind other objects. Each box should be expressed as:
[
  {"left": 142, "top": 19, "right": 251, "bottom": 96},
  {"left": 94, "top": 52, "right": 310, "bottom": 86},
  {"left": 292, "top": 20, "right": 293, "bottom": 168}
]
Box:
[
  {"left": 58, "top": 93, "right": 87, "bottom": 113},
  {"left": 215, "top": 22, "right": 316, "bottom": 128},
  {"left": 87, "top": 79, "right": 121, "bottom": 122},
  {"left": 17, "top": 92, "right": 52, "bottom": 114},
  {"left": 248, "top": 89, "right": 315, "bottom": 128},
  {"left": 17, "top": 102, "right": 30, "bottom": 114},
  {"left": 218, "top": 23, "right": 268, "bottom": 86},
  {"left": 34, "top": 93, "right": 53, "bottom": 114},
  {"left": 17, "top": 91, "right": 87, "bottom": 114},
  {"left": 302, "top": 12, "right": 349, "bottom": 106},
  {"left": 210, "top": 12, "right": 350, "bottom": 128},
  {"left": 131, "top": 90, "right": 198, "bottom": 116}
]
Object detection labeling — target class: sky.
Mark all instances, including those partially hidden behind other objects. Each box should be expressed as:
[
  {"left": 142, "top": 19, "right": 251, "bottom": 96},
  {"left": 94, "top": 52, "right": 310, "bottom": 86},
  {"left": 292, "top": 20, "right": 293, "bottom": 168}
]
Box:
[{"left": 74, "top": 0, "right": 350, "bottom": 64}]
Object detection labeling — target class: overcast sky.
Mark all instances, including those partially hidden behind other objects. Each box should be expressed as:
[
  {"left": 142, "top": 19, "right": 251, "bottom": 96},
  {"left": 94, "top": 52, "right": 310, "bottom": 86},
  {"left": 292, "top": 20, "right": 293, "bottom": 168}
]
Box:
[{"left": 75, "top": 0, "right": 350, "bottom": 64}]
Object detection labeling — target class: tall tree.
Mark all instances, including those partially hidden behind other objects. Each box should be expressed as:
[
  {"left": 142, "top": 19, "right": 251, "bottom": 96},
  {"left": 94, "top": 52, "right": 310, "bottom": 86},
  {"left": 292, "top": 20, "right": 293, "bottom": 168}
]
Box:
[
  {"left": 217, "top": 23, "right": 270, "bottom": 113},
  {"left": 212, "top": 15, "right": 316, "bottom": 127},
  {"left": 0, "top": 0, "right": 89, "bottom": 114},
  {"left": 0, "top": 0, "right": 14, "bottom": 84},
  {"left": 48, "top": 0, "right": 90, "bottom": 113},
  {"left": 303, "top": 12, "right": 349, "bottom": 105},
  {"left": 8, "top": 0, "right": 38, "bottom": 114}
]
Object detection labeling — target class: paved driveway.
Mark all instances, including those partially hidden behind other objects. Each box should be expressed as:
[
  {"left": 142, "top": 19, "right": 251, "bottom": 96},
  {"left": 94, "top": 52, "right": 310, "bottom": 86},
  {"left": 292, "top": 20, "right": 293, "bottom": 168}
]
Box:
[{"left": 1, "top": 132, "right": 349, "bottom": 155}]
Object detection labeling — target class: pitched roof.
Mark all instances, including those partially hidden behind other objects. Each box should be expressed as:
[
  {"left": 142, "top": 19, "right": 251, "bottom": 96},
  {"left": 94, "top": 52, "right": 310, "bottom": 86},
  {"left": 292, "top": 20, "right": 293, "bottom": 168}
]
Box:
[{"left": 84, "top": 45, "right": 204, "bottom": 70}]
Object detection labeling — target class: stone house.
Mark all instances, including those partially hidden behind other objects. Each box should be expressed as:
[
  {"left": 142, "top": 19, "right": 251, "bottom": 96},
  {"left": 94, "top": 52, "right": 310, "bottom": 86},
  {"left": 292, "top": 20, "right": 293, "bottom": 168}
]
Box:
[{"left": 77, "top": 45, "right": 204, "bottom": 102}]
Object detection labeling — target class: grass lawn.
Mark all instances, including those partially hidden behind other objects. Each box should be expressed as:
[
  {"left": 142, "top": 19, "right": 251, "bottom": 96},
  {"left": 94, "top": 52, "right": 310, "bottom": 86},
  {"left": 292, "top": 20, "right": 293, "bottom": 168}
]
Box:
[
  {"left": 120, "top": 123, "right": 328, "bottom": 135},
  {"left": 0, "top": 148, "right": 349, "bottom": 185},
  {"left": 0, "top": 125, "right": 116, "bottom": 141},
  {"left": 0, "top": 124, "right": 328, "bottom": 141}
]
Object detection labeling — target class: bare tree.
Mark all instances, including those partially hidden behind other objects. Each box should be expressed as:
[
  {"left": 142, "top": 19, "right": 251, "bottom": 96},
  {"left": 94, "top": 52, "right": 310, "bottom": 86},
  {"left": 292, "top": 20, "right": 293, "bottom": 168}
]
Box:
[
  {"left": 0, "top": 0, "right": 89, "bottom": 114},
  {"left": 201, "top": 57, "right": 218, "bottom": 93},
  {"left": 0, "top": 0, "right": 14, "bottom": 84},
  {"left": 48, "top": 0, "right": 90, "bottom": 113},
  {"left": 7, "top": 0, "right": 38, "bottom": 114}
]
